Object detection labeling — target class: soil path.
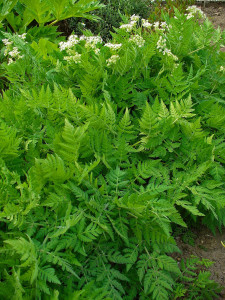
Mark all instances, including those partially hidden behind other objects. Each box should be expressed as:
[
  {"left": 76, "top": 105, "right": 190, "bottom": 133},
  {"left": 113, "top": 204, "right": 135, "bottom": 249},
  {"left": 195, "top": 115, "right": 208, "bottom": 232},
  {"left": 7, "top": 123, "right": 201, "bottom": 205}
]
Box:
[
  {"left": 198, "top": 2, "right": 225, "bottom": 31},
  {"left": 185, "top": 6, "right": 225, "bottom": 297},
  {"left": 174, "top": 227, "right": 225, "bottom": 298}
]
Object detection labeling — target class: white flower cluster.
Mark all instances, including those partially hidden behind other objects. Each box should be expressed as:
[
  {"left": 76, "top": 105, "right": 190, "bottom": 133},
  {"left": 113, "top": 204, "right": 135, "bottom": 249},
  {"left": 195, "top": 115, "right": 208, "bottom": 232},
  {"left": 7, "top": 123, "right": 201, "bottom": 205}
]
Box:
[
  {"left": 220, "top": 66, "right": 224, "bottom": 72},
  {"left": 129, "top": 34, "right": 145, "bottom": 48},
  {"left": 2, "top": 35, "right": 26, "bottom": 65},
  {"left": 60, "top": 34, "right": 103, "bottom": 63},
  {"left": 119, "top": 14, "right": 140, "bottom": 32},
  {"left": 18, "top": 33, "right": 27, "bottom": 40},
  {"left": 160, "top": 22, "right": 168, "bottom": 29},
  {"left": 130, "top": 14, "right": 140, "bottom": 22},
  {"left": 163, "top": 48, "right": 178, "bottom": 61},
  {"left": 64, "top": 52, "right": 81, "bottom": 64},
  {"left": 59, "top": 35, "right": 79, "bottom": 51},
  {"left": 104, "top": 43, "right": 122, "bottom": 50},
  {"left": 119, "top": 24, "right": 134, "bottom": 32},
  {"left": 7, "top": 47, "right": 24, "bottom": 64},
  {"left": 2, "top": 39, "right": 13, "bottom": 46},
  {"left": 154, "top": 21, "right": 169, "bottom": 31},
  {"left": 154, "top": 21, "right": 160, "bottom": 29},
  {"left": 141, "top": 19, "right": 169, "bottom": 32},
  {"left": 186, "top": 5, "right": 206, "bottom": 19},
  {"left": 94, "top": 48, "right": 100, "bottom": 55},
  {"left": 157, "top": 36, "right": 166, "bottom": 50},
  {"left": 106, "top": 54, "right": 119, "bottom": 66},
  {"left": 157, "top": 36, "right": 178, "bottom": 61},
  {"left": 8, "top": 47, "right": 20, "bottom": 58},
  {"left": 142, "top": 19, "right": 152, "bottom": 28},
  {"left": 119, "top": 16, "right": 168, "bottom": 33},
  {"left": 83, "top": 36, "right": 103, "bottom": 49},
  {"left": 59, "top": 34, "right": 102, "bottom": 51}
]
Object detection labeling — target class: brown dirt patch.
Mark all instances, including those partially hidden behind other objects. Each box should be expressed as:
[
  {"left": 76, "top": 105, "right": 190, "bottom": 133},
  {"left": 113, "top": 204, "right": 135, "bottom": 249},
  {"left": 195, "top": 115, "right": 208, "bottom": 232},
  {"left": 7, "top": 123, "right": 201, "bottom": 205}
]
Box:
[
  {"left": 197, "top": 2, "right": 225, "bottom": 31},
  {"left": 179, "top": 8, "right": 225, "bottom": 296},
  {"left": 174, "top": 226, "right": 225, "bottom": 298}
]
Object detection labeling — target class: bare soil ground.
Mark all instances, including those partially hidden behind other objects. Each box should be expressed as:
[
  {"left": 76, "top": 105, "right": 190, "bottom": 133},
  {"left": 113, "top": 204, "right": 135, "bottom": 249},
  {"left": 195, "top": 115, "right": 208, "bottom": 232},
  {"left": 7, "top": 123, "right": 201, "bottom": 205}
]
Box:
[
  {"left": 173, "top": 5, "right": 225, "bottom": 297},
  {"left": 198, "top": 2, "right": 225, "bottom": 31},
  {"left": 58, "top": 3, "right": 225, "bottom": 296},
  {"left": 174, "top": 227, "right": 225, "bottom": 298}
]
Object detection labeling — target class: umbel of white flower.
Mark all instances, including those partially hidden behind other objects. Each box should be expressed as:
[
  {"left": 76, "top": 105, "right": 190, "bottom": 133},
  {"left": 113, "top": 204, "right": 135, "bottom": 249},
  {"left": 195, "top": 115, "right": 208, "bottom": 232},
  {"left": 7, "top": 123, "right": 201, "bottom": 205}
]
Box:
[
  {"left": 141, "top": 19, "right": 152, "bottom": 28},
  {"left": 84, "top": 36, "right": 103, "bottom": 49},
  {"left": 60, "top": 34, "right": 103, "bottom": 62},
  {"left": 185, "top": 5, "right": 206, "bottom": 19},
  {"left": 129, "top": 35, "right": 145, "bottom": 48},
  {"left": 63, "top": 52, "right": 81, "bottom": 64},
  {"left": 59, "top": 35, "right": 103, "bottom": 52},
  {"left": 2, "top": 39, "right": 13, "bottom": 46},
  {"left": 104, "top": 43, "right": 122, "bottom": 50},
  {"left": 119, "top": 14, "right": 140, "bottom": 32},
  {"left": 2, "top": 34, "right": 26, "bottom": 65},
  {"left": 157, "top": 36, "right": 167, "bottom": 51},
  {"left": 106, "top": 55, "right": 120, "bottom": 66},
  {"left": 8, "top": 47, "right": 20, "bottom": 58},
  {"left": 119, "top": 23, "right": 134, "bottom": 32},
  {"left": 59, "top": 35, "right": 80, "bottom": 51},
  {"left": 130, "top": 14, "right": 140, "bottom": 22},
  {"left": 157, "top": 36, "right": 178, "bottom": 61}
]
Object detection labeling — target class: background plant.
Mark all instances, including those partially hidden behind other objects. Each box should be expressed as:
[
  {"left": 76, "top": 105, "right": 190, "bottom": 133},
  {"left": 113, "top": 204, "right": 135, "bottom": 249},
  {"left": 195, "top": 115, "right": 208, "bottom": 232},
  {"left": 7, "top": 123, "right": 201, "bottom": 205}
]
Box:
[
  {"left": 67, "top": 0, "right": 153, "bottom": 40},
  {"left": 0, "top": 4, "right": 225, "bottom": 300},
  {"left": 149, "top": 0, "right": 195, "bottom": 22},
  {"left": 0, "top": 0, "right": 104, "bottom": 34},
  {"left": 173, "top": 256, "right": 222, "bottom": 299}
]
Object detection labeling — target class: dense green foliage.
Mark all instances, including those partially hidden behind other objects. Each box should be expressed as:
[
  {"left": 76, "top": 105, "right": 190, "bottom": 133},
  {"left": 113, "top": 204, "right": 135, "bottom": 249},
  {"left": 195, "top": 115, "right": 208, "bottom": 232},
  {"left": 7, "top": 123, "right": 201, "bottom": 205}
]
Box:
[
  {"left": 67, "top": 0, "right": 196, "bottom": 41},
  {"left": 149, "top": 0, "right": 195, "bottom": 22},
  {"left": 0, "top": 2, "right": 225, "bottom": 299},
  {"left": 0, "top": 0, "right": 103, "bottom": 31},
  {"left": 174, "top": 256, "right": 222, "bottom": 299},
  {"left": 68, "top": 0, "right": 152, "bottom": 40}
]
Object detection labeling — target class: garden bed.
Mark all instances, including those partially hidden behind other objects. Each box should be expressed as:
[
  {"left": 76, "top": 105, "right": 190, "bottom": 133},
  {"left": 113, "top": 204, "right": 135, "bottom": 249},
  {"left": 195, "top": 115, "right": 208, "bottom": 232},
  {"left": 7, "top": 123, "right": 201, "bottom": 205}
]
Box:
[
  {"left": 0, "top": 1, "right": 225, "bottom": 299},
  {"left": 174, "top": 227, "right": 225, "bottom": 298},
  {"left": 198, "top": 2, "right": 225, "bottom": 31},
  {"left": 176, "top": 5, "right": 225, "bottom": 293}
]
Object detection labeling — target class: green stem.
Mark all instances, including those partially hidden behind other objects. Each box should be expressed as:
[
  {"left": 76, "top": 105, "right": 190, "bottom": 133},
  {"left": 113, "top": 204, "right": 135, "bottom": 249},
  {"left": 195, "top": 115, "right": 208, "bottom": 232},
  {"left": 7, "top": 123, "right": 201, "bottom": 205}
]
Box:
[
  {"left": 49, "top": 19, "right": 59, "bottom": 26},
  {"left": 188, "top": 46, "right": 205, "bottom": 55}
]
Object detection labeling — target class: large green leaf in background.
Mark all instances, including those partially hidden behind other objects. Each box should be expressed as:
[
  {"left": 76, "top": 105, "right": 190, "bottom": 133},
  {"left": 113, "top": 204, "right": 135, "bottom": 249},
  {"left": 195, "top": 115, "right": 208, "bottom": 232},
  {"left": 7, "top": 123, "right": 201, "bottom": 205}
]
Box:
[
  {"left": 1, "top": 0, "right": 104, "bottom": 31},
  {"left": 20, "top": 0, "right": 104, "bottom": 25}
]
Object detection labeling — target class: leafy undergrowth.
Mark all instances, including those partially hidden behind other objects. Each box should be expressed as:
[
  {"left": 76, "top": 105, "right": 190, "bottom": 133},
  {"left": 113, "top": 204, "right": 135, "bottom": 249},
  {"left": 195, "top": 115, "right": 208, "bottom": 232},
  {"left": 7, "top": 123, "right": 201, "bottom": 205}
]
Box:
[
  {"left": 173, "top": 226, "right": 225, "bottom": 298},
  {"left": 173, "top": 255, "right": 223, "bottom": 299},
  {"left": 67, "top": 0, "right": 153, "bottom": 41},
  {"left": 0, "top": 2, "right": 225, "bottom": 299}
]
